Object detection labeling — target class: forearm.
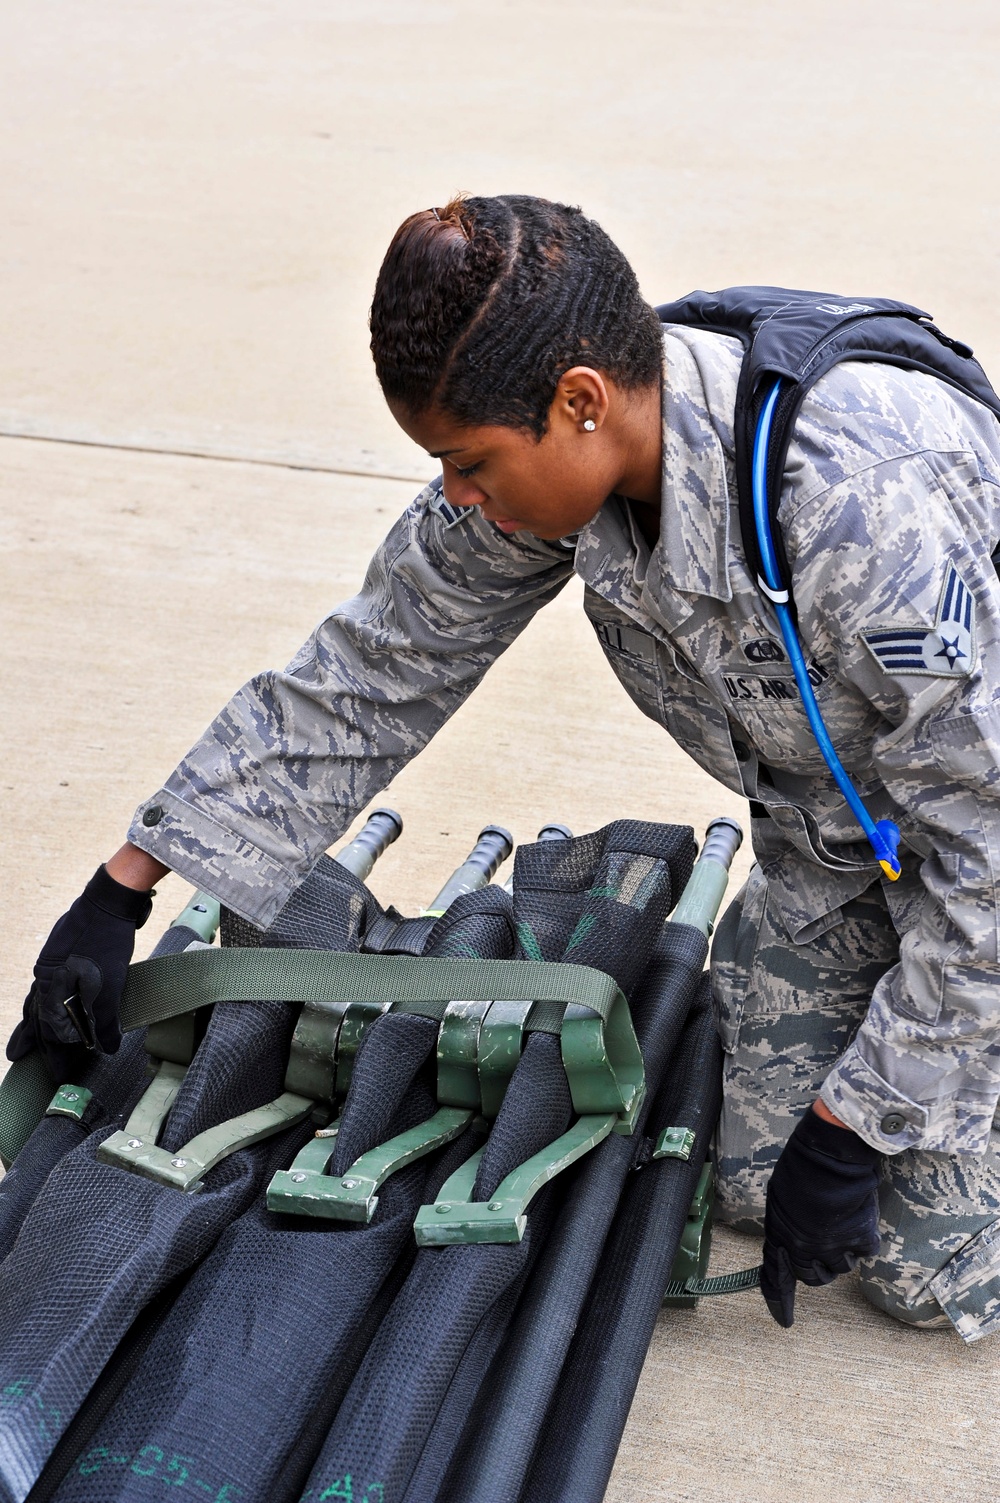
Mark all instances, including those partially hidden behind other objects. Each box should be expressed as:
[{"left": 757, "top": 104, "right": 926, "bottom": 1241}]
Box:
[
  {"left": 126, "top": 490, "right": 574, "bottom": 926},
  {"left": 105, "top": 843, "right": 170, "bottom": 892}
]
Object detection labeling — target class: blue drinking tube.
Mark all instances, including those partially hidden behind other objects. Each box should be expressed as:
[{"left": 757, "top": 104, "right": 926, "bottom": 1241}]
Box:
[{"left": 751, "top": 378, "right": 901, "bottom": 880}]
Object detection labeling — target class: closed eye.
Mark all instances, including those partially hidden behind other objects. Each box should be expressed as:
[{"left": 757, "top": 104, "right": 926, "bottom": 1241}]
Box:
[{"left": 453, "top": 461, "right": 481, "bottom": 479}]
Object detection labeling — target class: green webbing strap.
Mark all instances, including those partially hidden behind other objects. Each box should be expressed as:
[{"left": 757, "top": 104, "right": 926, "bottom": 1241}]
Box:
[
  {"left": 118, "top": 950, "right": 625, "bottom": 1033},
  {"left": 0, "top": 1051, "right": 57, "bottom": 1170},
  {"left": 662, "top": 1265, "right": 763, "bottom": 1300},
  {"left": 0, "top": 952, "right": 626, "bottom": 1168}
]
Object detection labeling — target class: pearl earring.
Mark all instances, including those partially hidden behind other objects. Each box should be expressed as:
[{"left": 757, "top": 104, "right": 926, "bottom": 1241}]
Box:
[{"left": 583, "top": 419, "right": 596, "bottom": 432}]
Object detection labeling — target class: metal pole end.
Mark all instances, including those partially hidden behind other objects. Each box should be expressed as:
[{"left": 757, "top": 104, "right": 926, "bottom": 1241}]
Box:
[
  {"left": 700, "top": 817, "right": 744, "bottom": 870},
  {"left": 706, "top": 815, "right": 744, "bottom": 844},
  {"left": 536, "top": 822, "right": 573, "bottom": 842},
  {"left": 475, "top": 824, "right": 514, "bottom": 861},
  {"left": 369, "top": 807, "right": 404, "bottom": 842}
]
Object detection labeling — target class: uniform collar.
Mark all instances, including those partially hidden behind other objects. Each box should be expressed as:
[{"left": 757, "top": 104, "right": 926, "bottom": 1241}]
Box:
[
  {"left": 653, "top": 325, "right": 738, "bottom": 609},
  {"left": 572, "top": 327, "right": 740, "bottom": 632}
]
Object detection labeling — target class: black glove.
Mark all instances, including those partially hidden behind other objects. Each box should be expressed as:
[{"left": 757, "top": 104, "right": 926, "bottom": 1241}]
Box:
[
  {"left": 761, "top": 1107, "right": 881, "bottom": 1328},
  {"left": 7, "top": 866, "right": 153, "bottom": 1081}
]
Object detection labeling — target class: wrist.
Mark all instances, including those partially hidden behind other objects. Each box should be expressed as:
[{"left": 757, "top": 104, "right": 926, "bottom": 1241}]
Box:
[
  {"left": 105, "top": 843, "right": 170, "bottom": 893},
  {"left": 812, "top": 1098, "right": 850, "bottom": 1129},
  {"left": 795, "top": 1106, "right": 880, "bottom": 1166}
]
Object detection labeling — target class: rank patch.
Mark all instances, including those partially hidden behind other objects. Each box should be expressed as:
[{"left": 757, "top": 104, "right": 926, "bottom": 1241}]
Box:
[
  {"left": 863, "top": 565, "right": 976, "bottom": 678},
  {"left": 428, "top": 486, "right": 467, "bottom": 529}
]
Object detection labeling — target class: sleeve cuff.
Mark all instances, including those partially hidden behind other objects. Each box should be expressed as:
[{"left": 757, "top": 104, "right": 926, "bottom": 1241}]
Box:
[
  {"left": 128, "top": 790, "right": 301, "bottom": 929},
  {"left": 820, "top": 1042, "right": 930, "bottom": 1154}
]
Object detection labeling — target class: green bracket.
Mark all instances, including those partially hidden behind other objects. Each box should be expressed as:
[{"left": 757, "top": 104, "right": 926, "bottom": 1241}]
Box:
[
  {"left": 653, "top": 1124, "right": 696, "bottom": 1161},
  {"left": 268, "top": 1106, "right": 472, "bottom": 1222},
  {"left": 414, "top": 1112, "right": 617, "bottom": 1246},
  {"left": 284, "top": 998, "right": 352, "bottom": 1104},
  {"left": 99, "top": 1089, "right": 314, "bottom": 1192},
  {"left": 125, "top": 1059, "right": 188, "bottom": 1144},
  {"left": 430, "top": 1143, "right": 485, "bottom": 1206},
  {"left": 662, "top": 1161, "right": 715, "bottom": 1308},
  {"left": 170, "top": 891, "right": 221, "bottom": 944},
  {"left": 45, "top": 1084, "right": 93, "bottom": 1123},
  {"left": 104, "top": 952, "right": 649, "bottom": 1212},
  {"left": 477, "top": 1000, "right": 532, "bottom": 1119},
  {"left": 561, "top": 1002, "right": 645, "bottom": 1134},
  {"left": 437, "top": 1001, "right": 491, "bottom": 1109},
  {"left": 266, "top": 1123, "right": 340, "bottom": 1215}
]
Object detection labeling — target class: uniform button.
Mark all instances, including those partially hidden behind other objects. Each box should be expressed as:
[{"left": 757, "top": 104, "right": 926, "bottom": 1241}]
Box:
[
  {"left": 733, "top": 742, "right": 751, "bottom": 762},
  {"left": 142, "top": 804, "right": 164, "bottom": 827},
  {"left": 881, "top": 1112, "right": 907, "bottom": 1136}
]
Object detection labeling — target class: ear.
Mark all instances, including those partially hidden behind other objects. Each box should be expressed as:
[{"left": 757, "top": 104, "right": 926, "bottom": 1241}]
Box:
[{"left": 548, "top": 367, "right": 611, "bottom": 435}]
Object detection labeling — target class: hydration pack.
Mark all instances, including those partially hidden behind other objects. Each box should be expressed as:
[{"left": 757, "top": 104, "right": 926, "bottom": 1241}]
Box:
[
  {"left": 655, "top": 289, "right": 1000, "bottom": 877},
  {"left": 656, "top": 287, "right": 1000, "bottom": 600}
]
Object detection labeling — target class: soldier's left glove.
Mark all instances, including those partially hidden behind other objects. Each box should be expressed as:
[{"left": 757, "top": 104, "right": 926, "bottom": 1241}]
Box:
[{"left": 760, "top": 1107, "right": 881, "bottom": 1328}]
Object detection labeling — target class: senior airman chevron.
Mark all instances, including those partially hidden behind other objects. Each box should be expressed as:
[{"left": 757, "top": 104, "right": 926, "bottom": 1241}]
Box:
[{"left": 862, "top": 563, "right": 976, "bottom": 677}]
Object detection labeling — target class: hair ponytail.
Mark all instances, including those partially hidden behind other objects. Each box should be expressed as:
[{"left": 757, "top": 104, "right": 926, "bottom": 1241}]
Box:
[
  {"left": 370, "top": 197, "right": 507, "bottom": 409},
  {"left": 370, "top": 194, "right": 660, "bottom": 437}
]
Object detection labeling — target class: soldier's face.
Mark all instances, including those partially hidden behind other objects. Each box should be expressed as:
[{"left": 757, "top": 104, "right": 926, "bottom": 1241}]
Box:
[{"left": 388, "top": 369, "right": 641, "bottom": 541}]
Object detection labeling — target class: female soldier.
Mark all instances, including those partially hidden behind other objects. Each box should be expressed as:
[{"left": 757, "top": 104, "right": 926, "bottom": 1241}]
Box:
[{"left": 11, "top": 194, "right": 1000, "bottom": 1340}]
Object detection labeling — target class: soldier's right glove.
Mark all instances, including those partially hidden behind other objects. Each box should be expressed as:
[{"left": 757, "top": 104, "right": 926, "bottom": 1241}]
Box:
[
  {"left": 761, "top": 1107, "right": 882, "bottom": 1328},
  {"left": 6, "top": 866, "right": 154, "bottom": 1082}
]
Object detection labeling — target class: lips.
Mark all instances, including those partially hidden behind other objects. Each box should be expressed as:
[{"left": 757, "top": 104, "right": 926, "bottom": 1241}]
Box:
[{"left": 494, "top": 518, "right": 522, "bottom": 535}]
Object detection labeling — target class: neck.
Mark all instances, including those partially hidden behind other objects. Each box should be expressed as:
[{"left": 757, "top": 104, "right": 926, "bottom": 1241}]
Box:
[{"left": 613, "top": 380, "right": 662, "bottom": 541}]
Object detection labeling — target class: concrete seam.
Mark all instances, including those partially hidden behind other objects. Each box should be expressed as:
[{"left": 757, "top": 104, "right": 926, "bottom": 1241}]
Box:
[{"left": 0, "top": 427, "right": 428, "bottom": 485}]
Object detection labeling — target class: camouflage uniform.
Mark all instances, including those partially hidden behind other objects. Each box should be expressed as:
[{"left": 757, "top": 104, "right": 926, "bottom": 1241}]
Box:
[{"left": 129, "top": 325, "right": 1000, "bottom": 1339}]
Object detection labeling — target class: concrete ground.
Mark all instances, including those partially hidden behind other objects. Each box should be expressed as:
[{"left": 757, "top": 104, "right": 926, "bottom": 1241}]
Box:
[{"left": 1, "top": 2, "right": 998, "bottom": 1497}]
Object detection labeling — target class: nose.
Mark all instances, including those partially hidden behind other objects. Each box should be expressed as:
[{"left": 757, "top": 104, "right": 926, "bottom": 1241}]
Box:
[{"left": 441, "top": 466, "right": 488, "bottom": 510}]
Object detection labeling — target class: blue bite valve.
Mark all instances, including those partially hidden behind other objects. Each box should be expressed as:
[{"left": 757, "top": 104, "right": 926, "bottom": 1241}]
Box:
[{"left": 872, "top": 819, "right": 902, "bottom": 881}]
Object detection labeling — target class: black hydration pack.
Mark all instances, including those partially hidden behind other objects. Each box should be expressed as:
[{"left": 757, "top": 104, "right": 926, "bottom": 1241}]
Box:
[{"left": 655, "top": 288, "right": 1000, "bottom": 600}]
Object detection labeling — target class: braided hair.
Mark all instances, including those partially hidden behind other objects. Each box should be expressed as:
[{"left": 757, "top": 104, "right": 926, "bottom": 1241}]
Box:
[{"left": 370, "top": 194, "right": 662, "bottom": 438}]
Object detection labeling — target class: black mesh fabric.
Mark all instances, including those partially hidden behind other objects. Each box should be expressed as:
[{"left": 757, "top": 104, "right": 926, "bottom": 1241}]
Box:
[
  {"left": 301, "top": 821, "right": 696, "bottom": 1503},
  {"left": 520, "top": 978, "right": 723, "bottom": 1503},
  {"left": 472, "top": 1033, "right": 573, "bottom": 1202},
  {"left": 362, "top": 910, "right": 438, "bottom": 956},
  {"left": 1, "top": 821, "right": 709, "bottom": 1503},
  {"left": 264, "top": 855, "right": 384, "bottom": 952},
  {"left": 422, "top": 888, "right": 517, "bottom": 961},
  {"left": 0, "top": 1031, "right": 149, "bottom": 1263},
  {"left": 441, "top": 921, "right": 709, "bottom": 1503},
  {"left": 511, "top": 819, "right": 695, "bottom": 989},
  {"left": 218, "top": 907, "right": 262, "bottom": 949},
  {"left": 332, "top": 888, "right": 517, "bottom": 1176},
  {"left": 48, "top": 887, "right": 518, "bottom": 1503},
  {"left": 0, "top": 1119, "right": 309, "bottom": 1502},
  {"left": 332, "top": 1013, "right": 439, "bottom": 1173},
  {"left": 0, "top": 856, "right": 379, "bottom": 1497}
]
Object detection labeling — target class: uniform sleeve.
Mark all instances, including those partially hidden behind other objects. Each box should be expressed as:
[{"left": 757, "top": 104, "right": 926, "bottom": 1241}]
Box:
[
  {"left": 127, "top": 480, "right": 574, "bottom": 926},
  {"left": 787, "top": 442, "right": 1000, "bottom": 1155}
]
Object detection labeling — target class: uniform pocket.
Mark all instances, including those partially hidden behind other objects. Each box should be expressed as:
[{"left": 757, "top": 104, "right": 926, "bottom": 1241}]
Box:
[
  {"left": 710, "top": 864, "right": 769, "bottom": 1054},
  {"left": 590, "top": 618, "right": 666, "bottom": 724},
  {"left": 927, "top": 1217, "right": 1000, "bottom": 1344},
  {"left": 929, "top": 700, "right": 1000, "bottom": 783}
]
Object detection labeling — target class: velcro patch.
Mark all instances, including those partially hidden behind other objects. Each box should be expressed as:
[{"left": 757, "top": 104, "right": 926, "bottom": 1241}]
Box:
[
  {"left": 863, "top": 565, "right": 976, "bottom": 678},
  {"left": 742, "top": 636, "right": 786, "bottom": 665},
  {"left": 594, "top": 620, "right": 658, "bottom": 664},
  {"left": 720, "top": 658, "right": 830, "bottom": 704}
]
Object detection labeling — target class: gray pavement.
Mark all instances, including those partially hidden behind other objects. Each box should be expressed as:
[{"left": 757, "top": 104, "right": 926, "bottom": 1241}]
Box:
[{"left": 2, "top": 3, "right": 998, "bottom": 1497}]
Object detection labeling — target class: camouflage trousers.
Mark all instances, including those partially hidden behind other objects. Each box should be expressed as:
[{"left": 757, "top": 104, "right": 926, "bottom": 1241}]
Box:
[{"left": 710, "top": 861, "right": 1000, "bottom": 1343}]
